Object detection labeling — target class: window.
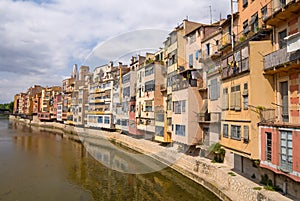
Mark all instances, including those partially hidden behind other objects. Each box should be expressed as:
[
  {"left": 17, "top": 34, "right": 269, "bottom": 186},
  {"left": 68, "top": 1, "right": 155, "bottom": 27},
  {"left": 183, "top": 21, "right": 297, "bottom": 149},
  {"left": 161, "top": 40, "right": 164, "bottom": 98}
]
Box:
[
  {"left": 280, "top": 130, "right": 293, "bottom": 172},
  {"left": 250, "top": 13, "right": 259, "bottom": 32},
  {"left": 155, "top": 126, "right": 164, "bottom": 137},
  {"left": 231, "top": 125, "right": 241, "bottom": 140},
  {"left": 206, "top": 43, "right": 210, "bottom": 56},
  {"left": 244, "top": 125, "right": 249, "bottom": 143},
  {"left": 174, "top": 101, "right": 181, "bottom": 114},
  {"left": 130, "top": 105, "right": 135, "bottom": 112},
  {"left": 243, "top": 83, "right": 248, "bottom": 110},
  {"left": 280, "top": 0, "right": 286, "bottom": 7},
  {"left": 243, "top": 96, "right": 248, "bottom": 110},
  {"left": 122, "top": 74, "right": 130, "bottom": 84},
  {"left": 195, "top": 50, "right": 200, "bottom": 60},
  {"left": 175, "top": 125, "right": 186, "bottom": 136},
  {"left": 167, "top": 118, "right": 172, "bottom": 126},
  {"left": 278, "top": 29, "right": 287, "bottom": 49},
  {"left": 173, "top": 100, "right": 186, "bottom": 114},
  {"left": 98, "top": 116, "right": 103, "bottom": 123},
  {"left": 243, "top": 20, "right": 249, "bottom": 35},
  {"left": 79, "top": 107, "right": 82, "bottom": 113},
  {"left": 122, "top": 102, "right": 128, "bottom": 112},
  {"left": 145, "top": 101, "right": 153, "bottom": 112},
  {"left": 223, "top": 124, "right": 229, "bottom": 138},
  {"left": 230, "top": 85, "right": 241, "bottom": 111},
  {"left": 243, "top": 0, "right": 248, "bottom": 7},
  {"left": 189, "top": 54, "right": 193, "bottom": 68},
  {"left": 209, "top": 78, "right": 220, "bottom": 101},
  {"left": 182, "top": 101, "right": 186, "bottom": 113},
  {"left": 261, "top": 6, "right": 268, "bottom": 21},
  {"left": 280, "top": 81, "right": 289, "bottom": 122},
  {"left": 167, "top": 95, "right": 172, "bottom": 110},
  {"left": 222, "top": 88, "right": 229, "bottom": 110},
  {"left": 190, "top": 33, "right": 196, "bottom": 44},
  {"left": 104, "top": 116, "right": 110, "bottom": 124},
  {"left": 156, "top": 113, "right": 164, "bottom": 122},
  {"left": 145, "top": 65, "right": 154, "bottom": 76},
  {"left": 123, "top": 87, "right": 130, "bottom": 98},
  {"left": 266, "top": 132, "right": 272, "bottom": 161},
  {"left": 145, "top": 80, "right": 155, "bottom": 92}
]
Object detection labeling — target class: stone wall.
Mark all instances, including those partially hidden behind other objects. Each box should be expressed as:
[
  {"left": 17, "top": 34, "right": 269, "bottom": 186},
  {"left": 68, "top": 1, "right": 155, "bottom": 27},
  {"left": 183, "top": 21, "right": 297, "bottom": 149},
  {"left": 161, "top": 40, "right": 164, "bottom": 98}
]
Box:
[{"left": 9, "top": 116, "right": 293, "bottom": 201}]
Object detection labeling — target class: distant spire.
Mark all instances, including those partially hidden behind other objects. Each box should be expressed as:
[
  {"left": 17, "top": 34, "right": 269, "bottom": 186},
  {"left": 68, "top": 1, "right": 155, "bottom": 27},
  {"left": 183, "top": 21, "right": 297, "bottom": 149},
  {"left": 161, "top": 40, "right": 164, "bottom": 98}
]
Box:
[{"left": 72, "top": 64, "right": 78, "bottom": 79}]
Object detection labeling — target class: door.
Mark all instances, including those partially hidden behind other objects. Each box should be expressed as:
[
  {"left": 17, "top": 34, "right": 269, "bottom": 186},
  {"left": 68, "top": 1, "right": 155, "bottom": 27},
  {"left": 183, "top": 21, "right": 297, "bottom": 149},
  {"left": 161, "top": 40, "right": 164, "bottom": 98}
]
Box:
[{"left": 280, "top": 81, "right": 289, "bottom": 122}]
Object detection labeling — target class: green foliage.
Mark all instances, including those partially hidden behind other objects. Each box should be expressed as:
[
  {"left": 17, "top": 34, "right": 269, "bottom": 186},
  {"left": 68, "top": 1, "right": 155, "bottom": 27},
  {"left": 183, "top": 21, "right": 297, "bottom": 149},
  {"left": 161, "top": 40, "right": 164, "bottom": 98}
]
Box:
[
  {"left": 0, "top": 101, "right": 14, "bottom": 113},
  {"left": 260, "top": 174, "right": 273, "bottom": 186},
  {"left": 209, "top": 143, "right": 226, "bottom": 163},
  {"left": 260, "top": 174, "right": 282, "bottom": 192},
  {"left": 228, "top": 172, "right": 236, "bottom": 176},
  {"left": 253, "top": 187, "right": 262, "bottom": 191}
]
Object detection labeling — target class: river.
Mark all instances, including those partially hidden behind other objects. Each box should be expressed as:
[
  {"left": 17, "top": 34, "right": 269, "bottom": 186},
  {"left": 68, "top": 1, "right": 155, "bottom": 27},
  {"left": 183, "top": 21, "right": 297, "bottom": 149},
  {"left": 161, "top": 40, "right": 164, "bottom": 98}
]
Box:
[{"left": 0, "top": 118, "right": 220, "bottom": 201}]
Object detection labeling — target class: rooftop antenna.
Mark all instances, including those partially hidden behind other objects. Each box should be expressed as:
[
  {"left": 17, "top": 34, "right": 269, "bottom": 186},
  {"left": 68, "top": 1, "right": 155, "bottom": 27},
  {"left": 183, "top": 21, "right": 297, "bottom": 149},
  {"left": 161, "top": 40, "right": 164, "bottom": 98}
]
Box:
[{"left": 209, "top": 6, "right": 212, "bottom": 24}]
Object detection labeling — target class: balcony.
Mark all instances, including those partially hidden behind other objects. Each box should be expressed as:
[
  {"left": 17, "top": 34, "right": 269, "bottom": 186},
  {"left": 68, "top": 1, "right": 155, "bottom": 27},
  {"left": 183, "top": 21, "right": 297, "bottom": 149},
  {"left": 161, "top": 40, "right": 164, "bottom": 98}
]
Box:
[
  {"left": 263, "top": 0, "right": 300, "bottom": 26},
  {"left": 259, "top": 108, "right": 276, "bottom": 123},
  {"left": 221, "top": 58, "right": 249, "bottom": 79},
  {"left": 219, "top": 32, "right": 232, "bottom": 50},
  {"left": 172, "top": 79, "right": 198, "bottom": 91},
  {"left": 197, "top": 112, "right": 210, "bottom": 123},
  {"left": 264, "top": 47, "right": 300, "bottom": 72}
]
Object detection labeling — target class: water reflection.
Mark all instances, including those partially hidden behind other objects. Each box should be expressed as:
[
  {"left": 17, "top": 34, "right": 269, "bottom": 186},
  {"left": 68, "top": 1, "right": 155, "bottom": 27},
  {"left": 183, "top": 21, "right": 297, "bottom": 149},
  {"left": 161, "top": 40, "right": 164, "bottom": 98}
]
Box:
[{"left": 0, "top": 119, "right": 220, "bottom": 201}]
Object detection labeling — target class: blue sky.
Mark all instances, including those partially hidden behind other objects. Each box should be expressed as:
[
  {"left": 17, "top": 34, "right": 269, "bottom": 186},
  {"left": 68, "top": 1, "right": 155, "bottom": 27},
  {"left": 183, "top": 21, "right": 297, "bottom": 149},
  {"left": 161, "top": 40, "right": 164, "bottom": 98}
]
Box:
[{"left": 0, "top": 0, "right": 233, "bottom": 103}]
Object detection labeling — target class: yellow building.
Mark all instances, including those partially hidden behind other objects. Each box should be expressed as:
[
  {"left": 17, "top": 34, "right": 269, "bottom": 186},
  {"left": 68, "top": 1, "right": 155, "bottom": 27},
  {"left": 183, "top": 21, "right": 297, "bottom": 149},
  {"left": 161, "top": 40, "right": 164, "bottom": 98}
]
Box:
[{"left": 220, "top": 0, "right": 275, "bottom": 173}]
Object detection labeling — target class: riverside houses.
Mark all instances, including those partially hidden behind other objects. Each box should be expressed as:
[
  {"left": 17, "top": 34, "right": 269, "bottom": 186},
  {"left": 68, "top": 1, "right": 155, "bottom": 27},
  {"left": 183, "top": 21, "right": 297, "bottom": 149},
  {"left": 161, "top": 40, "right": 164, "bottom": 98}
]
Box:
[
  {"left": 61, "top": 65, "right": 77, "bottom": 123},
  {"left": 112, "top": 62, "right": 130, "bottom": 133},
  {"left": 12, "top": 4, "right": 300, "bottom": 198},
  {"left": 37, "top": 86, "right": 62, "bottom": 121},
  {"left": 199, "top": 22, "right": 223, "bottom": 150},
  {"left": 128, "top": 55, "right": 146, "bottom": 137},
  {"left": 87, "top": 62, "right": 129, "bottom": 129},
  {"left": 258, "top": 0, "right": 300, "bottom": 197},
  {"left": 164, "top": 19, "right": 204, "bottom": 150},
  {"left": 136, "top": 52, "right": 165, "bottom": 140},
  {"left": 71, "top": 65, "right": 90, "bottom": 127},
  {"left": 220, "top": 0, "right": 273, "bottom": 176}
]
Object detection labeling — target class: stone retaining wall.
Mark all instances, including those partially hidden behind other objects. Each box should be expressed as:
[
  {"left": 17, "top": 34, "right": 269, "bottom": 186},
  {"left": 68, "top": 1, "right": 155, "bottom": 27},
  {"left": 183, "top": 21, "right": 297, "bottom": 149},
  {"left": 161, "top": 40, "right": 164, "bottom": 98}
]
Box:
[{"left": 9, "top": 115, "right": 292, "bottom": 201}]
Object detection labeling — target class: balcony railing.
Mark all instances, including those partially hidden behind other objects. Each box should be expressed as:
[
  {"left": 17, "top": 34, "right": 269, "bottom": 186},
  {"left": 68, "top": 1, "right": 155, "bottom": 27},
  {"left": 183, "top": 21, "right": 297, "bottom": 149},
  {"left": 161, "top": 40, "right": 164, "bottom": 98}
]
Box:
[
  {"left": 264, "top": 47, "right": 300, "bottom": 70},
  {"left": 221, "top": 58, "right": 249, "bottom": 79},
  {"left": 172, "top": 79, "right": 198, "bottom": 91},
  {"left": 197, "top": 112, "right": 211, "bottom": 123},
  {"left": 219, "top": 32, "right": 232, "bottom": 50},
  {"left": 263, "top": 0, "right": 300, "bottom": 26},
  {"left": 259, "top": 108, "right": 276, "bottom": 123}
]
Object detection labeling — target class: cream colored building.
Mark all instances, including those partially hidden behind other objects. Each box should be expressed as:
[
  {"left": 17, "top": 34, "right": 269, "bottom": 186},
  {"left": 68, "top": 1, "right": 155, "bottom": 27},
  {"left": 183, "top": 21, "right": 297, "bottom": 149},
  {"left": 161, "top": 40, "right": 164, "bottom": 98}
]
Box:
[{"left": 136, "top": 52, "right": 165, "bottom": 140}]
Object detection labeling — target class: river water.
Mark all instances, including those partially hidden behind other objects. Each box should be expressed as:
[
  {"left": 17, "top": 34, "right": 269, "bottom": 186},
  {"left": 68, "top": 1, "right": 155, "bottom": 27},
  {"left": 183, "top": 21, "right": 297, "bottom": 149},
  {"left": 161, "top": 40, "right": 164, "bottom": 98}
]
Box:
[{"left": 0, "top": 118, "right": 220, "bottom": 201}]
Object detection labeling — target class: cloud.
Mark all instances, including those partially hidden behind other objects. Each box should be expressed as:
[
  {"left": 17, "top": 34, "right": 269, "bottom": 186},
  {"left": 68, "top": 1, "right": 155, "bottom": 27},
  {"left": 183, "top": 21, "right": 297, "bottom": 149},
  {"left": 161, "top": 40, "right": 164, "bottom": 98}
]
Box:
[{"left": 0, "top": 0, "right": 231, "bottom": 103}]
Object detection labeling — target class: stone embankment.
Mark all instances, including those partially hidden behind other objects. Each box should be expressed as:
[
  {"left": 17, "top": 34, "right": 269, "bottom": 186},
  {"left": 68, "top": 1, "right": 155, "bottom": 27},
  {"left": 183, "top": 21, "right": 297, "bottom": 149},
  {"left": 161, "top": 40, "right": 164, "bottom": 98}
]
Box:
[{"left": 9, "top": 115, "right": 293, "bottom": 201}]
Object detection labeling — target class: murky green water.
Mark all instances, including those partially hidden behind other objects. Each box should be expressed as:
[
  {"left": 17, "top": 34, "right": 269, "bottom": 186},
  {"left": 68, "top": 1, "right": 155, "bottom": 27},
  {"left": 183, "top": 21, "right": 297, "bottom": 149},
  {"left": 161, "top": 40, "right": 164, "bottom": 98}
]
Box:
[{"left": 0, "top": 119, "right": 220, "bottom": 201}]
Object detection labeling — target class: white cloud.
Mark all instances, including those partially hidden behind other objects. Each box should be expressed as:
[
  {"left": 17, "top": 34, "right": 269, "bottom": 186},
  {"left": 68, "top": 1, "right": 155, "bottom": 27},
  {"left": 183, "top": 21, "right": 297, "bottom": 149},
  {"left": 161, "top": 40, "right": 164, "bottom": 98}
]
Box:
[{"left": 0, "top": 0, "right": 231, "bottom": 103}]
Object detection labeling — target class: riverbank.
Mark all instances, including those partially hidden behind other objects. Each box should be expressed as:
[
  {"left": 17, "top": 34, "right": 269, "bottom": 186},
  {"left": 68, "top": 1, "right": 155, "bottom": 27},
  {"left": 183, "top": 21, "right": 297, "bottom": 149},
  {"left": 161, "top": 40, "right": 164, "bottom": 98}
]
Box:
[{"left": 9, "top": 115, "right": 293, "bottom": 201}]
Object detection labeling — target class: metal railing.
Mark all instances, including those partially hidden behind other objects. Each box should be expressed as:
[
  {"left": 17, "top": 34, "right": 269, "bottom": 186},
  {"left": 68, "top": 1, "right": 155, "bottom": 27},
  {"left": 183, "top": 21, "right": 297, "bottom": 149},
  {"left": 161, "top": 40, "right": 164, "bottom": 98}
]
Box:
[
  {"left": 264, "top": 47, "right": 300, "bottom": 70},
  {"left": 259, "top": 108, "right": 276, "bottom": 123}
]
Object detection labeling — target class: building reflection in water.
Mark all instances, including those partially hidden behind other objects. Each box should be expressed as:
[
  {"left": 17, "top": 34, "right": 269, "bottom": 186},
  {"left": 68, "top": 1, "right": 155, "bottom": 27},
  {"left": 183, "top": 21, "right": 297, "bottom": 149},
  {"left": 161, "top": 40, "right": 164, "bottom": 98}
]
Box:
[{"left": 8, "top": 121, "right": 219, "bottom": 201}]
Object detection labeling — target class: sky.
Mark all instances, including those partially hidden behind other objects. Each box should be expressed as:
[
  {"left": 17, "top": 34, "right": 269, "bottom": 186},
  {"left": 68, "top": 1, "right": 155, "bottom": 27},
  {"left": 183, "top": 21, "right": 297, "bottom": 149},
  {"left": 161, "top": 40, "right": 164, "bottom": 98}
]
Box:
[{"left": 0, "top": 0, "right": 233, "bottom": 103}]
